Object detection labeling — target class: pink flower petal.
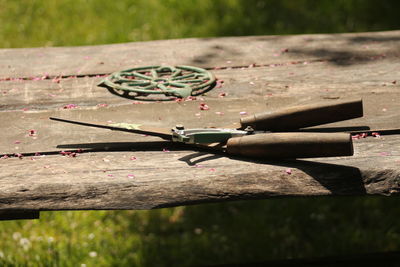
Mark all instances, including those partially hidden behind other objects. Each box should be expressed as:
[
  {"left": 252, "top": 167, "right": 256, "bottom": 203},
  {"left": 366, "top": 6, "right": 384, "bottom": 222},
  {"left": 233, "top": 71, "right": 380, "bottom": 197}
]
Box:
[
  {"left": 372, "top": 132, "right": 381, "bottom": 138},
  {"left": 185, "top": 96, "right": 197, "bottom": 101},
  {"left": 127, "top": 174, "right": 135, "bottom": 179},
  {"left": 63, "top": 104, "right": 78, "bottom": 109},
  {"left": 218, "top": 92, "right": 227, "bottom": 97},
  {"left": 285, "top": 168, "right": 292, "bottom": 175},
  {"left": 130, "top": 156, "right": 137, "bottom": 161},
  {"left": 28, "top": 129, "right": 37, "bottom": 136},
  {"left": 14, "top": 153, "right": 23, "bottom": 159},
  {"left": 199, "top": 103, "right": 210, "bottom": 110}
]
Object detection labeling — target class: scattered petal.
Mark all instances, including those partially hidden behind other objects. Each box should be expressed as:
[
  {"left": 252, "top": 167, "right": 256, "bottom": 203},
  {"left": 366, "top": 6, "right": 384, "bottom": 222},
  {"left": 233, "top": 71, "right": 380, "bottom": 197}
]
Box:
[
  {"left": 372, "top": 132, "right": 381, "bottom": 138},
  {"left": 130, "top": 156, "right": 137, "bottom": 161},
  {"left": 199, "top": 103, "right": 210, "bottom": 110},
  {"left": 185, "top": 96, "right": 197, "bottom": 101},
  {"left": 63, "top": 104, "right": 78, "bottom": 109},
  {"left": 52, "top": 76, "right": 61, "bottom": 83},
  {"left": 209, "top": 168, "right": 216, "bottom": 172},
  {"left": 28, "top": 129, "right": 37, "bottom": 136},
  {"left": 14, "top": 153, "right": 23, "bottom": 159},
  {"left": 379, "top": 152, "right": 390, "bottom": 156},
  {"left": 14, "top": 140, "right": 21, "bottom": 144},
  {"left": 216, "top": 80, "right": 225, "bottom": 89},
  {"left": 218, "top": 92, "right": 227, "bottom": 97},
  {"left": 162, "top": 148, "right": 170, "bottom": 152},
  {"left": 285, "top": 168, "right": 292, "bottom": 175},
  {"left": 97, "top": 103, "right": 109, "bottom": 108},
  {"left": 60, "top": 151, "right": 78, "bottom": 157},
  {"left": 127, "top": 174, "right": 135, "bottom": 179},
  {"left": 215, "top": 111, "right": 224, "bottom": 115},
  {"left": 239, "top": 111, "right": 247, "bottom": 115}
]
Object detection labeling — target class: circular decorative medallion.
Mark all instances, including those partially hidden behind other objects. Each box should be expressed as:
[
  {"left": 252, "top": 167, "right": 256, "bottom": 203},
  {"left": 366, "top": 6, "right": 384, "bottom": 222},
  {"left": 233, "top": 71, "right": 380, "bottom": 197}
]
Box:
[{"left": 99, "top": 65, "right": 216, "bottom": 101}]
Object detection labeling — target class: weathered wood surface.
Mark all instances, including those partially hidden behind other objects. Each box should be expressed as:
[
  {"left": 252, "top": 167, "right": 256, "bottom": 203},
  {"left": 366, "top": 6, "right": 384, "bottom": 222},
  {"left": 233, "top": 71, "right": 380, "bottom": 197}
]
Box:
[{"left": 0, "top": 30, "right": 399, "bottom": 211}]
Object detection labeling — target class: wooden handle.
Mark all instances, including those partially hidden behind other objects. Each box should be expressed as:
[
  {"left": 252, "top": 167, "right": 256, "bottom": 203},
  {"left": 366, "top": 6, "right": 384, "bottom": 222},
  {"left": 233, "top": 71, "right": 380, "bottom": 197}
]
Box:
[
  {"left": 226, "top": 132, "right": 353, "bottom": 158},
  {"left": 240, "top": 99, "right": 363, "bottom": 131}
]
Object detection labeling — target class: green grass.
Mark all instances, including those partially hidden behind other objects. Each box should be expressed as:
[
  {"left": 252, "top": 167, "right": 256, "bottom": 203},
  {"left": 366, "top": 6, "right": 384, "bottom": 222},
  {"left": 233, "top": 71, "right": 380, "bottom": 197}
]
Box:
[
  {"left": 1, "top": 197, "right": 400, "bottom": 266},
  {"left": 1, "top": 0, "right": 400, "bottom": 266},
  {"left": 1, "top": 0, "right": 399, "bottom": 48}
]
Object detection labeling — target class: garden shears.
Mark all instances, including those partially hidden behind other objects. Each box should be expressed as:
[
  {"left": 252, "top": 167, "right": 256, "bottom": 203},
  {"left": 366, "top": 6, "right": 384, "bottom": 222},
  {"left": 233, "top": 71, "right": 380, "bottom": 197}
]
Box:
[{"left": 51, "top": 99, "right": 374, "bottom": 159}]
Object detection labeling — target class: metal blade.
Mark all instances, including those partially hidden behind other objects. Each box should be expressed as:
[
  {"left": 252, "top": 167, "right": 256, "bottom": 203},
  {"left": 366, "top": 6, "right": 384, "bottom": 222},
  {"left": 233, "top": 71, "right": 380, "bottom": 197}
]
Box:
[{"left": 50, "top": 117, "right": 172, "bottom": 140}]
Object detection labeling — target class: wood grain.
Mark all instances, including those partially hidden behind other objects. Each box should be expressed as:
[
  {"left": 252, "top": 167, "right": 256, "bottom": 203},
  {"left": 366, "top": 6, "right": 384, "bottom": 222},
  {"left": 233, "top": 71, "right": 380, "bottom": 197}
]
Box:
[
  {"left": 0, "top": 30, "right": 399, "bottom": 78},
  {"left": 0, "top": 30, "right": 399, "bottom": 212}
]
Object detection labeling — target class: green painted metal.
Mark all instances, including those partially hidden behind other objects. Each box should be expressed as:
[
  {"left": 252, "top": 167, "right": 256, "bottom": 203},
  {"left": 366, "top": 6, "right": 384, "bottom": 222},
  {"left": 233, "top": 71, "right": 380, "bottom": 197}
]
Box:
[
  {"left": 99, "top": 65, "right": 216, "bottom": 100},
  {"left": 171, "top": 128, "right": 248, "bottom": 144}
]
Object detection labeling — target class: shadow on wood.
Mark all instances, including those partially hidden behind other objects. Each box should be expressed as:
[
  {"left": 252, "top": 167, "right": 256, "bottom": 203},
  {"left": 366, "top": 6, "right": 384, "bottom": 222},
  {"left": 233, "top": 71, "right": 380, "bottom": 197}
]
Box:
[
  {"left": 179, "top": 152, "right": 366, "bottom": 195},
  {"left": 0, "top": 210, "right": 40, "bottom": 220}
]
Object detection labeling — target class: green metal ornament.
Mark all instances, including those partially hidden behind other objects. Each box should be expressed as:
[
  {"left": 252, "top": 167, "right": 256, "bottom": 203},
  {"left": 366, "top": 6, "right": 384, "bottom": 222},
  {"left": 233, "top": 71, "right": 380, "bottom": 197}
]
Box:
[{"left": 99, "top": 65, "right": 216, "bottom": 100}]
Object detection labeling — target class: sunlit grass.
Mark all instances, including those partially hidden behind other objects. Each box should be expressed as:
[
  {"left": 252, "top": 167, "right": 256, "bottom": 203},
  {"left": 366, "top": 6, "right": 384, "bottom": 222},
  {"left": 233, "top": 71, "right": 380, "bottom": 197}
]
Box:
[
  {"left": 1, "top": 197, "right": 400, "bottom": 266},
  {"left": 1, "top": 0, "right": 399, "bottom": 48}
]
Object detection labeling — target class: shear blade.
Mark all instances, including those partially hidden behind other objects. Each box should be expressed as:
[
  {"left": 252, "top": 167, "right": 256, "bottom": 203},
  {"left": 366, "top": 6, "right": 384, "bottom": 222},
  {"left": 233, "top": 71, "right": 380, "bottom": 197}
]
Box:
[{"left": 50, "top": 117, "right": 172, "bottom": 140}]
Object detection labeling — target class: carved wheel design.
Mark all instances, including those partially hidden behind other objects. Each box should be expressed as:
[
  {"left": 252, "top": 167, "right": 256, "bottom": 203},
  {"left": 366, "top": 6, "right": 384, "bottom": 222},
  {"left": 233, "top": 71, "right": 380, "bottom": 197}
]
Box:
[{"left": 99, "top": 65, "right": 216, "bottom": 101}]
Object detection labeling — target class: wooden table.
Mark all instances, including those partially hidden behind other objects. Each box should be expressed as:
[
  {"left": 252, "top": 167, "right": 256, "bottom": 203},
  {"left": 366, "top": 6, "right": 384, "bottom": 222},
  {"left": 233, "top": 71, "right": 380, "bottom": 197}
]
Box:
[{"left": 0, "top": 30, "right": 399, "bottom": 219}]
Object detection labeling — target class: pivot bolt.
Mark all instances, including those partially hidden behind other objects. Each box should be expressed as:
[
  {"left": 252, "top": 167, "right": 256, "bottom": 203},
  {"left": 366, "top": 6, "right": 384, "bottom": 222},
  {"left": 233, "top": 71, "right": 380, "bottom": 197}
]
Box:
[
  {"left": 244, "top": 126, "right": 254, "bottom": 134},
  {"left": 175, "top": 124, "right": 185, "bottom": 130}
]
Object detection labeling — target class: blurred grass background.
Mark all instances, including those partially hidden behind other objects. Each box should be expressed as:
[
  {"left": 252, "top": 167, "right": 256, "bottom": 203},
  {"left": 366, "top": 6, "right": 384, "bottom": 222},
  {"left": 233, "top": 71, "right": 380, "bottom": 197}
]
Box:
[
  {"left": 1, "top": 0, "right": 400, "bottom": 48},
  {"left": 1, "top": 0, "right": 400, "bottom": 266}
]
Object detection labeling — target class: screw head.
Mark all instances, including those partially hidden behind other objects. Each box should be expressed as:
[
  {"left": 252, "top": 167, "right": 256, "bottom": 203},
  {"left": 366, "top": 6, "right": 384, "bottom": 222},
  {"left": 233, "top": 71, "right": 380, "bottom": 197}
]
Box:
[
  {"left": 244, "top": 126, "right": 254, "bottom": 133},
  {"left": 175, "top": 124, "right": 185, "bottom": 130}
]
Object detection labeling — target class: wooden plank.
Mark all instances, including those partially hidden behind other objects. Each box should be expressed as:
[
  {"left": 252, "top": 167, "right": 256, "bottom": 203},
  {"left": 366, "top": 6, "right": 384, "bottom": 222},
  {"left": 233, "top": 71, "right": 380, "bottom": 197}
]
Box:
[
  {"left": 0, "top": 93, "right": 399, "bottom": 155},
  {"left": 0, "top": 30, "right": 399, "bottom": 211},
  {"left": 1, "top": 57, "right": 399, "bottom": 111},
  {"left": 0, "top": 30, "right": 399, "bottom": 78},
  {"left": 0, "top": 135, "right": 399, "bottom": 210}
]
